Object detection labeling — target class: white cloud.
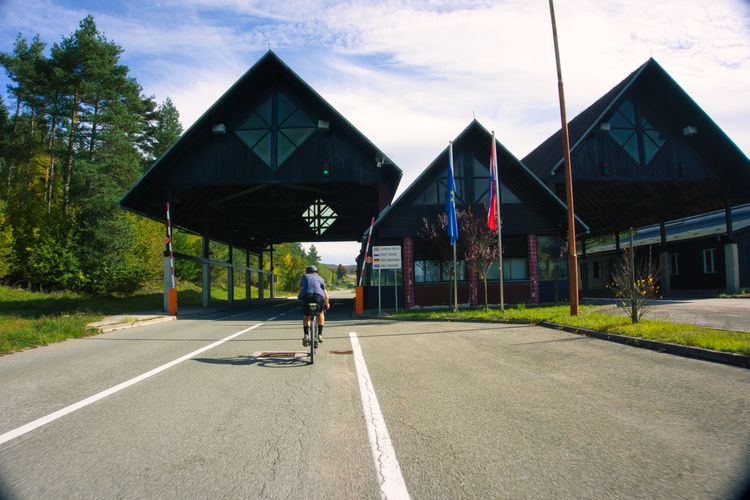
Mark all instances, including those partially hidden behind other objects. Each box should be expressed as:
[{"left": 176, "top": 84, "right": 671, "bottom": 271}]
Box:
[{"left": 2, "top": 0, "right": 749, "bottom": 264}]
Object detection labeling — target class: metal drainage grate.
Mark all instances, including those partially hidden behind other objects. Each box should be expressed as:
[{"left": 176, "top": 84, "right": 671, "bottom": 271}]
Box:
[
  {"left": 329, "top": 350, "right": 353, "bottom": 355},
  {"left": 258, "top": 352, "right": 298, "bottom": 358}
]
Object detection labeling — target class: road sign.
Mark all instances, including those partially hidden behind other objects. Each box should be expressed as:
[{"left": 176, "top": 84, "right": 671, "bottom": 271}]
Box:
[{"left": 372, "top": 245, "right": 401, "bottom": 270}]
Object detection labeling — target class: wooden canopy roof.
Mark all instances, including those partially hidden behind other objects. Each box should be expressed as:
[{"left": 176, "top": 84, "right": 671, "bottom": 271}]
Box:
[
  {"left": 121, "top": 51, "right": 401, "bottom": 251},
  {"left": 523, "top": 58, "right": 750, "bottom": 236}
]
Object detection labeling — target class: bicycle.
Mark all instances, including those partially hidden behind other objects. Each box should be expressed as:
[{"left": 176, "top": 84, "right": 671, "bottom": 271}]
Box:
[{"left": 307, "top": 302, "right": 320, "bottom": 364}]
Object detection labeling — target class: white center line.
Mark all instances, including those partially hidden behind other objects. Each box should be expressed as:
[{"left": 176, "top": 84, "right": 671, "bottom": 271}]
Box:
[
  {"left": 349, "top": 332, "right": 410, "bottom": 500},
  {"left": 0, "top": 322, "right": 265, "bottom": 446}
]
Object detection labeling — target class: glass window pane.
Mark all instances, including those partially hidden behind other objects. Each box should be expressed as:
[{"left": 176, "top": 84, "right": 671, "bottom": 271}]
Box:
[
  {"left": 622, "top": 135, "right": 639, "bottom": 161},
  {"left": 618, "top": 99, "right": 636, "bottom": 124},
  {"left": 236, "top": 129, "right": 268, "bottom": 149},
  {"left": 645, "top": 128, "right": 665, "bottom": 147},
  {"left": 256, "top": 96, "right": 273, "bottom": 125},
  {"left": 277, "top": 134, "right": 296, "bottom": 165},
  {"left": 282, "top": 109, "right": 315, "bottom": 128},
  {"left": 277, "top": 92, "right": 297, "bottom": 123},
  {"left": 643, "top": 135, "right": 660, "bottom": 164},
  {"left": 425, "top": 261, "right": 441, "bottom": 282},
  {"left": 254, "top": 134, "right": 272, "bottom": 166},
  {"left": 609, "top": 128, "right": 634, "bottom": 146},
  {"left": 475, "top": 177, "right": 490, "bottom": 203},
  {"left": 473, "top": 157, "right": 489, "bottom": 177},
  {"left": 501, "top": 184, "right": 522, "bottom": 204},
  {"left": 282, "top": 127, "right": 314, "bottom": 147},
  {"left": 415, "top": 261, "right": 425, "bottom": 283}
]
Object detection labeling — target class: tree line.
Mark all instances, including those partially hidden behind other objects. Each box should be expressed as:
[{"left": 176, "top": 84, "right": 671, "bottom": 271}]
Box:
[{"left": 0, "top": 16, "right": 352, "bottom": 296}]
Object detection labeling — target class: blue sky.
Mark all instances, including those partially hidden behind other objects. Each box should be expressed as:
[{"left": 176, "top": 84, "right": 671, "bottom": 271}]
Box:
[{"left": 2, "top": 0, "right": 750, "bottom": 264}]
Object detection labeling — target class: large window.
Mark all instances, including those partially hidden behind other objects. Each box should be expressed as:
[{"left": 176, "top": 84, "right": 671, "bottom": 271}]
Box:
[
  {"left": 414, "top": 155, "right": 465, "bottom": 205},
  {"left": 702, "top": 248, "right": 716, "bottom": 274},
  {"left": 608, "top": 98, "right": 666, "bottom": 166},
  {"left": 472, "top": 158, "right": 522, "bottom": 204},
  {"left": 235, "top": 91, "right": 317, "bottom": 170},
  {"left": 414, "top": 260, "right": 466, "bottom": 283},
  {"left": 484, "top": 258, "right": 528, "bottom": 281},
  {"left": 536, "top": 236, "right": 568, "bottom": 280}
]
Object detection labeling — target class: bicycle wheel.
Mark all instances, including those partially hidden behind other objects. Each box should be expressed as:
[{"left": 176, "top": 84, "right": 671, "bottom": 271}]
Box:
[{"left": 309, "top": 315, "right": 316, "bottom": 364}]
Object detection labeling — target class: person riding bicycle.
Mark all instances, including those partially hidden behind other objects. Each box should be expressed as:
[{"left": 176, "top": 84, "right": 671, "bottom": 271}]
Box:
[{"left": 299, "top": 265, "right": 330, "bottom": 347}]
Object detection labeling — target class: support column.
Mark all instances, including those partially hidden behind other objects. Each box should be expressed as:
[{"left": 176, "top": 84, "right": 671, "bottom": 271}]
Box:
[
  {"left": 527, "top": 234, "right": 539, "bottom": 305},
  {"left": 725, "top": 242, "right": 740, "bottom": 294},
  {"left": 658, "top": 222, "right": 671, "bottom": 297},
  {"left": 227, "top": 246, "right": 234, "bottom": 304},
  {"left": 402, "top": 236, "right": 415, "bottom": 309},
  {"left": 202, "top": 236, "right": 210, "bottom": 307},
  {"left": 258, "top": 251, "right": 265, "bottom": 300},
  {"left": 245, "top": 250, "right": 252, "bottom": 302},
  {"left": 269, "top": 244, "right": 275, "bottom": 299}
]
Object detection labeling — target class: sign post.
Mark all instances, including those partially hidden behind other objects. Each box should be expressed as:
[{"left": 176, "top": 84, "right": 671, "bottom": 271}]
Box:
[{"left": 372, "top": 245, "right": 402, "bottom": 315}]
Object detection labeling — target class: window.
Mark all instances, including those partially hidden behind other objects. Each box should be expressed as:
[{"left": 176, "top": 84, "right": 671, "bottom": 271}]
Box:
[
  {"left": 414, "top": 260, "right": 466, "bottom": 282},
  {"left": 593, "top": 261, "right": 602, "bottom": 280},
  {"left": 235, "top": 91, "right": 317, "bottom": 170},
  {"left": 486, "top": 258, "right": 528, "bottom": 281},
  {"left": 669, "top": 253, "right": 680, "bottom": 275},
  {"left": 536, "top": 236, "right": 568, "bottom": 280},
  {"left": 702, "top": 248, "right": 716, "bottom": 274},
  {"left": 472, "top": 158, "right": 522, "bottom": 204},
  {"left": 608, "top": 98, "right": 666, "bottom": 166}
]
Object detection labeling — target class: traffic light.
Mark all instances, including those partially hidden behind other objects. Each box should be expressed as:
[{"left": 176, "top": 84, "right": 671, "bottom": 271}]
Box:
[{"left": 322, "top": 163, "right": 331, "bottom": 176}]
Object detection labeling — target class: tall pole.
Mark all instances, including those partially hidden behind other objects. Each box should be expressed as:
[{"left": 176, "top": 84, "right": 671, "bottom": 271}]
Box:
[
  {"left": 452, "top": 242, "right": 458, "bottom": 312},
  {"left": 491, "top": 131, "right": 505, "bottom": 312},
  {"left": 549, "top": 0, "right": 579, "bottom": 315}
]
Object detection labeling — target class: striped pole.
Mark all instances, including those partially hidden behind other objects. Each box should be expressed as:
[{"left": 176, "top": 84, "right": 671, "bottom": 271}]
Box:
[{"left": 165, "top": 202, "right": 177, "bottom": 315}]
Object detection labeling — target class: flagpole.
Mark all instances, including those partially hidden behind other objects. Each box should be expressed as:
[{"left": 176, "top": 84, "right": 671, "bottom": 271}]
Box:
[
  {"left": 549, "top": 0, "right": 579, "bottom": 316},
  {"left": 492, "top": 131, "right": 505, "bottom": 312},
  {"left": 452, "top": 242, "right": 458, "bottom": 312}
]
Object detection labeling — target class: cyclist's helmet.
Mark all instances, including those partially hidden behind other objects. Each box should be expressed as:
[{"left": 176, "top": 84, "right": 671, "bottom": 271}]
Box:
[{"left": 306, "top": 265, "right": 318, "bottom": 273}]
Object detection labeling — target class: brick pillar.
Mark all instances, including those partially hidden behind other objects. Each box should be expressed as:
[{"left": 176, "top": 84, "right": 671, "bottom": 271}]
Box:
[
  {"left": 469, "top": 269, "right": 478, "bottom": 306},
  {"left": 403, "top": 236, "right": 415, "bottom": 309},
  {"left": 527, "top": 234, "right": 539, "bottom": 304}
]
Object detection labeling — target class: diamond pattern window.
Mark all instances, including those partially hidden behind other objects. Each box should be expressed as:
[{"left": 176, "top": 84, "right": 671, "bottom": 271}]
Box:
[
  {"left": 235, "top": 92, "right": 317, "bottom": 170},
  {"left": 303, "top": 199, "right": 337, "bottom": 235},
  {"left": 608, "top": 98, "right": 667, "bottom": 166}
]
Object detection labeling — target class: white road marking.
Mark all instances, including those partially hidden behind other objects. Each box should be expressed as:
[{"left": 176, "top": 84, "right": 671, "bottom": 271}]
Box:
[
  {"left": 0, "top": 322, "right": 265, "bottom": 446},
  {"left": 349, "top": 332, "right": 410, "bottom": 500}
]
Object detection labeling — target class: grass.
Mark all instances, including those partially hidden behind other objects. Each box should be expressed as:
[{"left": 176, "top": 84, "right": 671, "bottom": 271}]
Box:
[
  {"left": 393, "top": 304, "right": 750, "bottom": 355},
  {"left": 0, "top": 281, "right": 267, "bottom": 354}
]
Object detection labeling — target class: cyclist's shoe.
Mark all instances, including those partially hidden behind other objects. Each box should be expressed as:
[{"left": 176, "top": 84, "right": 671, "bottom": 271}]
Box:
[
  {"left": 317, "top": 334, "right": 324, "bottom": 344},
  {"left": 302, "top": 334, "right": 309, "bottom": 347}
]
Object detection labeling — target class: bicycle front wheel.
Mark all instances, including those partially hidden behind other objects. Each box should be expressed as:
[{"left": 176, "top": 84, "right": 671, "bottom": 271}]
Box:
[{"left": 309, "top": 316, "right": 316, "bottom": 364}]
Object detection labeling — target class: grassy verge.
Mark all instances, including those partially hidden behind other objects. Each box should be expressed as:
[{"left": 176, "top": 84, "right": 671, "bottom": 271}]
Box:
[
  {"left": 392, "top": 305, "right": 750, "bottom": 355},
  {"left": 0, "top": 282, "right": 264, "bottom": 354}
]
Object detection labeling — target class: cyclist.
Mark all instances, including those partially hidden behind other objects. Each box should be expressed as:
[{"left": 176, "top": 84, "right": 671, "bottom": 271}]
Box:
[{"left": 298, "top": 265, "right": 330, "bottom": 347}]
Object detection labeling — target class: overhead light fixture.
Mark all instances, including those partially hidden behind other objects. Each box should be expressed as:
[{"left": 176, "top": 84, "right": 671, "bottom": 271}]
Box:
[
  {"left": 317, "top": 120, "right": 330, "bottom": 131},
  {"left": 682, "top": 125, "right": 697, "bottom": 136},
  {"left": 212, "top": 123, "right": 226, "bottom": 135},
  {"left": 600, "top": 122, "right": 611, "bottom": 130}
]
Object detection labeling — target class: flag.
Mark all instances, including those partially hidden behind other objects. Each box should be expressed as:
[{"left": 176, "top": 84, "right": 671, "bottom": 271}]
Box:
[
  {"left": 446, "top": 142, "right": 459, "bottom": 244},
  {"left": 487, "top": 133, "right": 499, "bottom": 231}
]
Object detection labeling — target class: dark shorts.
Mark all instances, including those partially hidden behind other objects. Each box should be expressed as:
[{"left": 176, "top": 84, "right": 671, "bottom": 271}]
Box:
[{"left": 300, "top": 294, "right": 325, "bottom": 316}]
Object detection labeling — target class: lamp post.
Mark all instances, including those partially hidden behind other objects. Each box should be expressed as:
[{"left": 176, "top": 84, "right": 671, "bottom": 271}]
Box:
[{"left": 549, "top": 0, "right": 579, "bottom": 315}]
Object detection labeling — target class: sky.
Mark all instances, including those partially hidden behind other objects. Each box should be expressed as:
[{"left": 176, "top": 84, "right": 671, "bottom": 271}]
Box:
[{"left": 1, "top": 0, "right": 749, "bottom": 265}]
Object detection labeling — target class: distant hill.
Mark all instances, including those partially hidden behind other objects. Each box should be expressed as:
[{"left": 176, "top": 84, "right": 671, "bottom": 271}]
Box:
[{"left": 322, "top": 264, "right": 357, "bottom": 273}]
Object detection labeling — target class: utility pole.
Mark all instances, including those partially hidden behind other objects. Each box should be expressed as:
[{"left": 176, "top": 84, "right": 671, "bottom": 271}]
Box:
[{"left": 549, "top": 0, "right": 579, "bottom": 315}]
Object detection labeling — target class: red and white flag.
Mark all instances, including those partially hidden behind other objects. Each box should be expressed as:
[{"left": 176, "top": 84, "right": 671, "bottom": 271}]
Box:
[{"left": 487, "top": 133, "right": 499, "bottom": 231}]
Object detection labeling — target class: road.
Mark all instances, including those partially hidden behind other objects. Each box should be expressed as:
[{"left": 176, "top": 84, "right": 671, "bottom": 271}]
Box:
[{"left": 1, "top": 299, "right": 749, "bottom": 498}]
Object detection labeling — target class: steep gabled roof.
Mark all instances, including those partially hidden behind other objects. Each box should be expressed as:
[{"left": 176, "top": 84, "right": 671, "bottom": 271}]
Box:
[
  {"left": 121, "top": 51, "right": 402, "bottom": 249},
  {"left": 523, "top": 59, "right": 649, "bottom": 179},
  {"left": 368, "top": 119, "right": 588, "bottom": 238}
]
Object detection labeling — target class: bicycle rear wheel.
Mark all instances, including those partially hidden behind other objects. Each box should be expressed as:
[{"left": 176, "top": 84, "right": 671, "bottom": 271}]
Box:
[{"left": 309, "top": 315, "right": 316, "bottom": 364}]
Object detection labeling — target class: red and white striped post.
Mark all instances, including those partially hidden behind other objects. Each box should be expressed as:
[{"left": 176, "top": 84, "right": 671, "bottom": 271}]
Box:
[{"left": 165, "top": 202, "right": 177, "bottom": 316}]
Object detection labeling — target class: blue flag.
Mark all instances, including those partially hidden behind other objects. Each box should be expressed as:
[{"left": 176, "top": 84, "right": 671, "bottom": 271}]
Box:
[{"left": 446, "top": 142, "right": 459, "bottom": 244}]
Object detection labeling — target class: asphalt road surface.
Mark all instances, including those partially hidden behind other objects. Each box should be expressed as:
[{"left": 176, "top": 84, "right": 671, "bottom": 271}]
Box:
[{"left": 1, "top": 299, "right": 749, "bottom": 499}]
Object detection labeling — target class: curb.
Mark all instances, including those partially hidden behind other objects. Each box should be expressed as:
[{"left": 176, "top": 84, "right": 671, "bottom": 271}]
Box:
[
  {"left": 95, "top": 315, "right": 176, "bottom": 333},
  {"left": 537, "top": 321, "right": 750, "bottom": 369}
]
